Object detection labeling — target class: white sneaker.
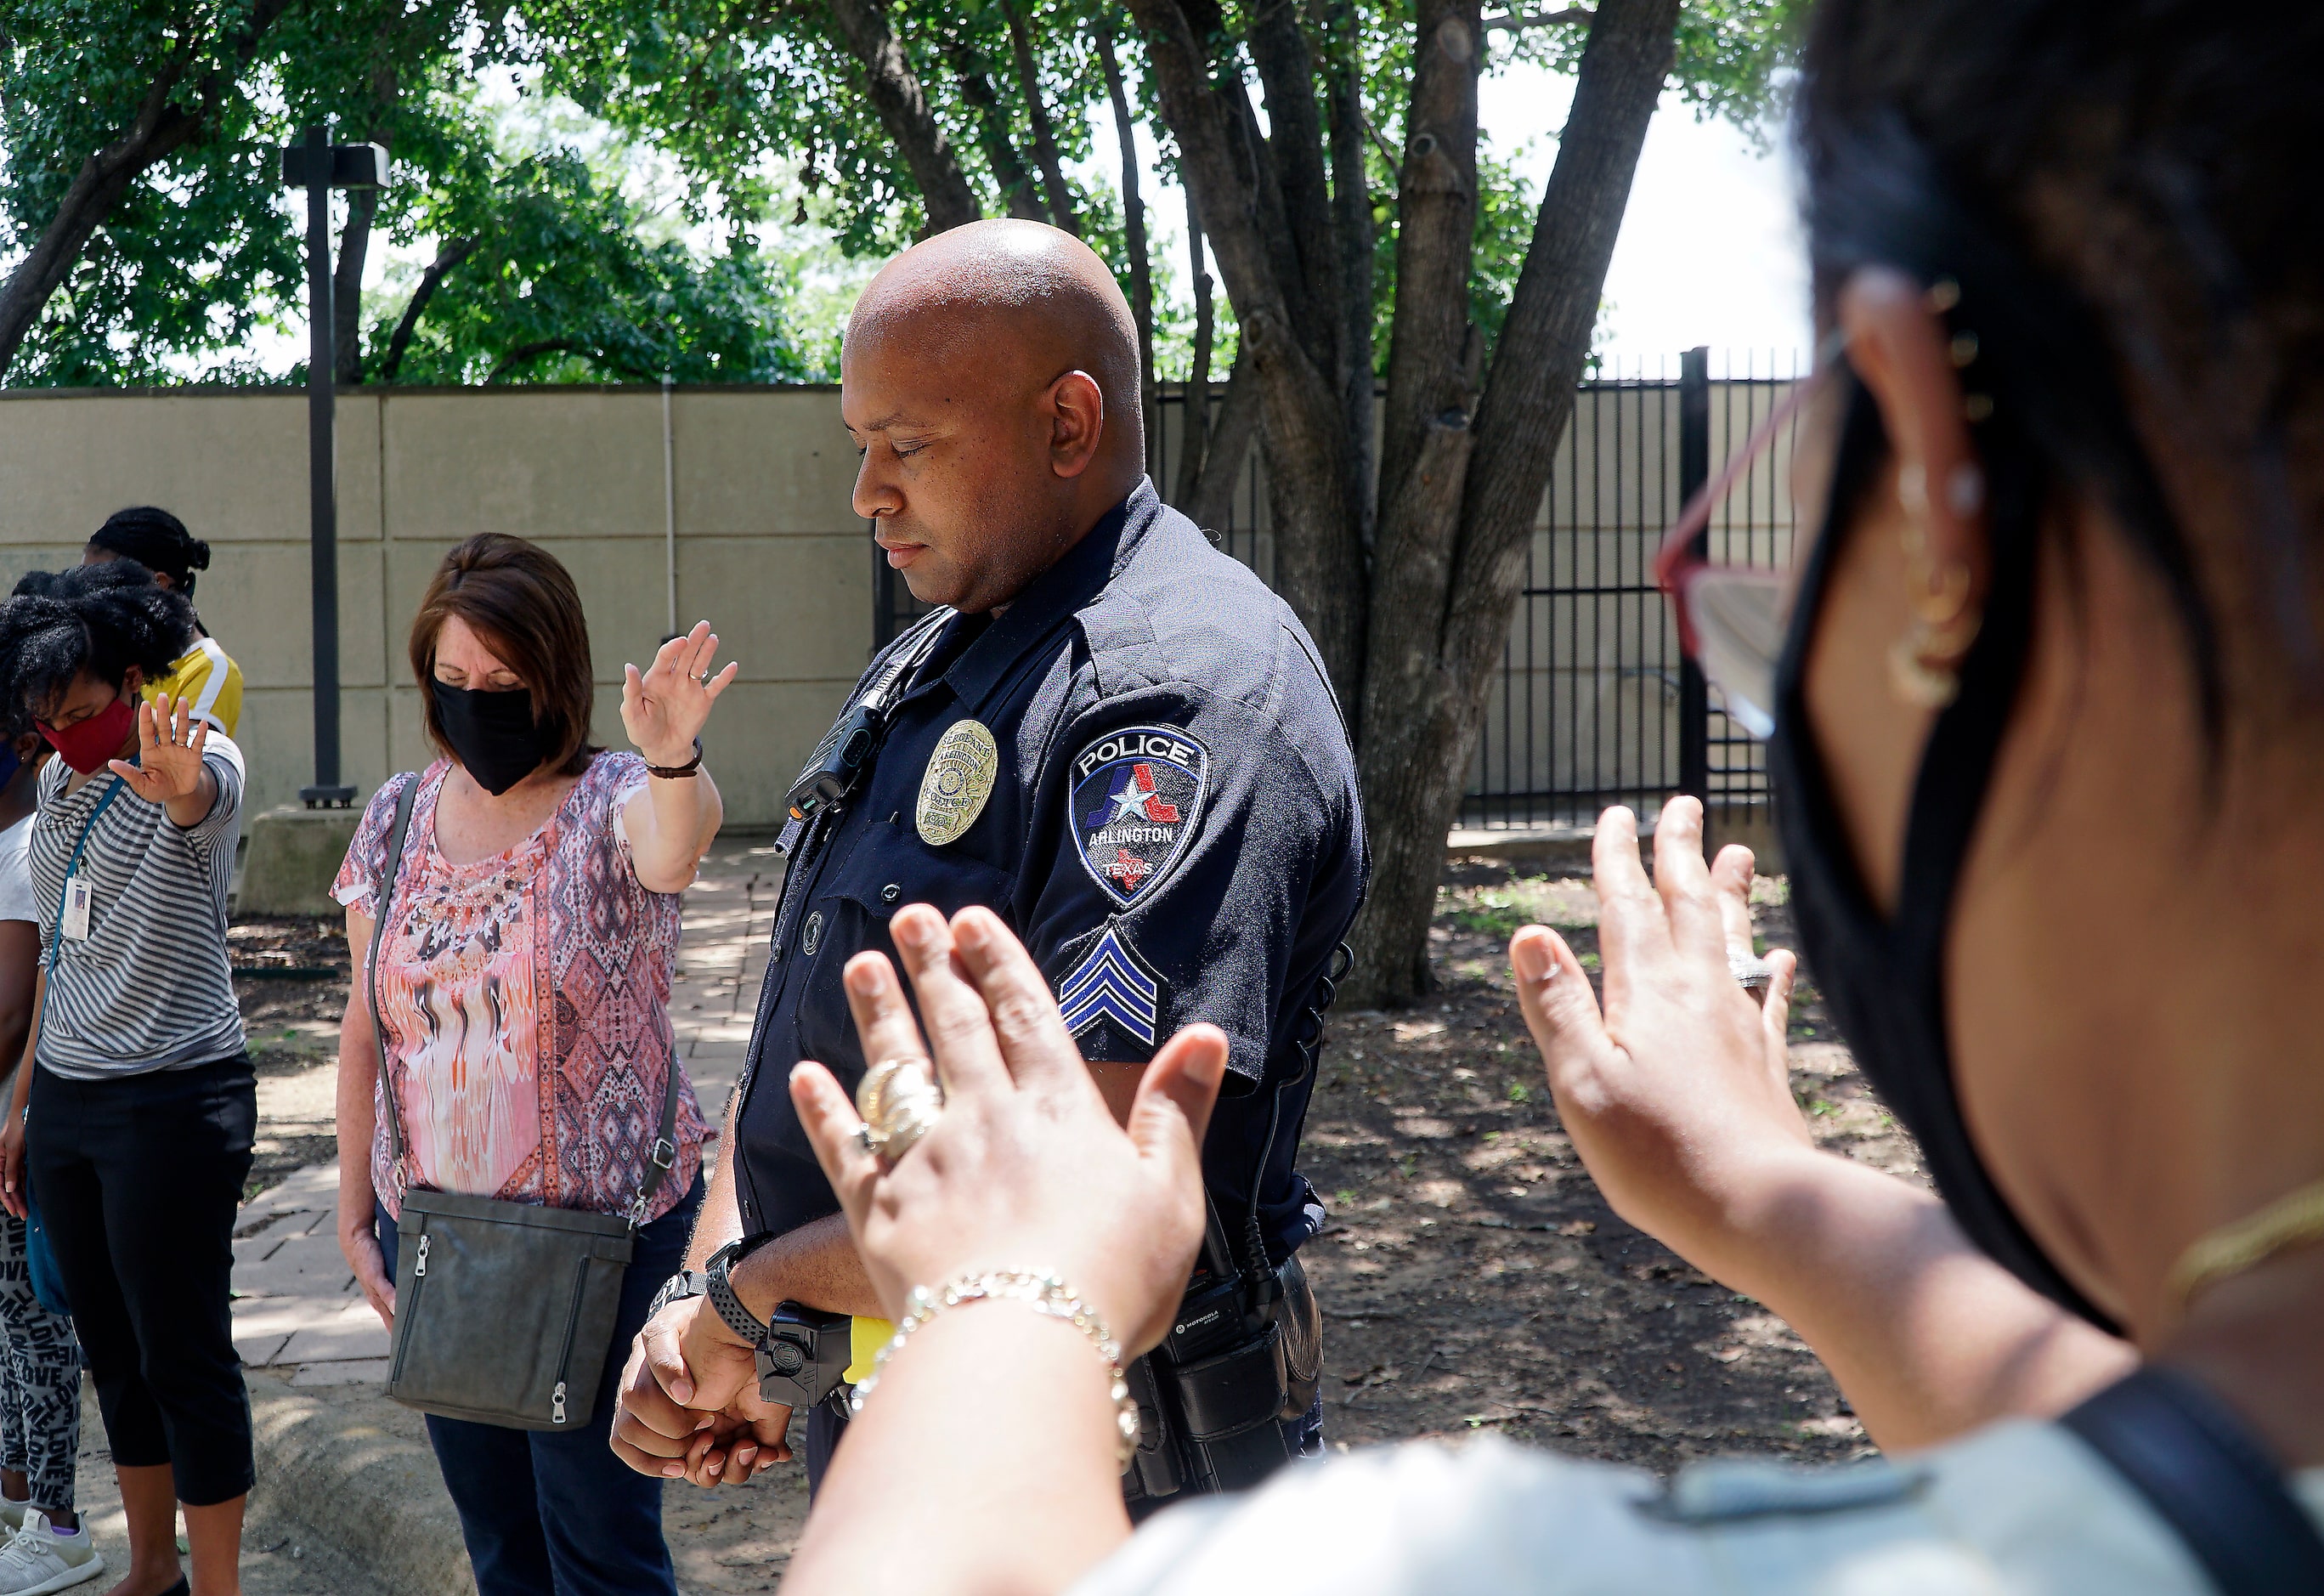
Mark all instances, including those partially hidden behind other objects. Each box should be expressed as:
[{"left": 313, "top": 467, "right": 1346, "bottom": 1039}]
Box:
[
  {"left": 0, "top": 1511, "right": 101, "bottom": 1594},
  {"left": 0, "top": 1505, "right": 20, "bottom": 1537}
]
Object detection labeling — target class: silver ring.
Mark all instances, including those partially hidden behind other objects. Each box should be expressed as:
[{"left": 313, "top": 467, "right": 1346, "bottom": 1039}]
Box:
[
  {"left": 852, "top": 1123, "right": 881, "bottom": 1157},
  {"left": 1727, "top": 950, "right": 1775, "bottom": 991}
]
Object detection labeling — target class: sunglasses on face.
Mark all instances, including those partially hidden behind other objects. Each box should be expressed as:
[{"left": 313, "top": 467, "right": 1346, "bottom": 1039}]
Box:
[{"left": 1654, "top": 337, "right": 1848, "bottom": 739}]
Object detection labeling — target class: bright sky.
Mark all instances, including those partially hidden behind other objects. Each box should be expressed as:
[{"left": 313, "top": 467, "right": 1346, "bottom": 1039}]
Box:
[{"left": 1086, "top": 56, "right": 1814, "bottom": 378}]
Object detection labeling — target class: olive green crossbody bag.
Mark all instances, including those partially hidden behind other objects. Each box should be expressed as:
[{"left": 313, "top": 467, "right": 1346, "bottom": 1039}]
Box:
[{"left": 367, "top": 777, "right": 680, "bottom": 1430}]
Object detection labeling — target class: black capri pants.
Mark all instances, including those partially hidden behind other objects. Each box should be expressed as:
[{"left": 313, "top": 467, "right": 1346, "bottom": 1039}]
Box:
[{"left": 27, "top": 1056, "right": 256, "bottom": 1505}]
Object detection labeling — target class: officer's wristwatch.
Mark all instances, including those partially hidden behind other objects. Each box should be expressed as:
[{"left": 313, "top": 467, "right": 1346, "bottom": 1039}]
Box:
[
  {"left": 646, "top": 1236, "right": 775, "bottom": 1348},
  {"left": 703, "top": 1237, "right": 775, "bottom": 1348}
]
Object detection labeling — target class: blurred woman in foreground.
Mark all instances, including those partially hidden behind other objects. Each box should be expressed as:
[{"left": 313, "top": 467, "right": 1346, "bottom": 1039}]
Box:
[{"left": 766, "top": 0, "right": 2324, "bottom": 1589}]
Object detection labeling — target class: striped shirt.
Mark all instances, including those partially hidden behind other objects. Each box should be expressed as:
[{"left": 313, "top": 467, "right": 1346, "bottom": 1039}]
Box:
[{"left": 30, "top": 733, "right": 246, "bottom": 1079}]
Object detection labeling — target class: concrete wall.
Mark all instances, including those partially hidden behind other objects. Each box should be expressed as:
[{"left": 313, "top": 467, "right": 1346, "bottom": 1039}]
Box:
[
  {"left": 0, "top": 387, "right": 871, "bottom": 824},
  {"left": 0, "top": 378, "right": 1793, "bottom": 832}
]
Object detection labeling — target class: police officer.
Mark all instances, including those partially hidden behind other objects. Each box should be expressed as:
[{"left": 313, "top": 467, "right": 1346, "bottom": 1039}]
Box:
[{"left": 609, "top": 219, "right": 1366, "bottom": 1508}]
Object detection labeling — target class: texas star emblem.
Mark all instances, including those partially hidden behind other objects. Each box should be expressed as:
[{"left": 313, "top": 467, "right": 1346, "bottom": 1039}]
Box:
[{"left": 1067, "top": 726, "right": 1207, "bottom": 908}]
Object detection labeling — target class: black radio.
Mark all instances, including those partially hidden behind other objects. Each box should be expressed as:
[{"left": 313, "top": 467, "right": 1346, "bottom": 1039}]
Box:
[
  {"left": 783, "top": 703, "right": 882, "bottom": 823},
  {"left": 781, "top": 614, "right": 952, "bottom": 824},
  {"left": 753, "top": 1303, "right": 852, "bottom": 1409}
]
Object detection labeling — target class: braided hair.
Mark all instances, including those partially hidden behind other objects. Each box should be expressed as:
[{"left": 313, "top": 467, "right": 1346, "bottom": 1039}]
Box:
[
  {"left": 88, "top": 506, "right": 211, "bottom": 597},
  {"left": 0, "top": 562, "right": 194, "bottom": 726}
]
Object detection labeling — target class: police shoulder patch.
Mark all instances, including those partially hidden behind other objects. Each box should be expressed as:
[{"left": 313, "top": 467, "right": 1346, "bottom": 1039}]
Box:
[
  {"left": 1055, "top": 925, "right": 1164, "bottom": 1050},
  {"left": 1067, "top": 725, "right": 1207, "bottom": 907}
]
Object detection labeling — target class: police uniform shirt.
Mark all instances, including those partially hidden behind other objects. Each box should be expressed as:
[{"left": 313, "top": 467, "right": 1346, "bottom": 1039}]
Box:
[{"left": 731, "top": 479, "right": 1368, "bottom": 1265}]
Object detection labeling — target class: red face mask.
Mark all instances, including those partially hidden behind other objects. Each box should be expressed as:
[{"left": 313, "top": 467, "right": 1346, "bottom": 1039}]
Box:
[{"left": 38, "top": 693, "right": 136, "bottom": 776}]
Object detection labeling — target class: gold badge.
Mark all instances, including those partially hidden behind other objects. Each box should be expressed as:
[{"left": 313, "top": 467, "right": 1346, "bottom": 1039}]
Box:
[{"left": 916, "top": 720, "right": 998, "bottom": 846}]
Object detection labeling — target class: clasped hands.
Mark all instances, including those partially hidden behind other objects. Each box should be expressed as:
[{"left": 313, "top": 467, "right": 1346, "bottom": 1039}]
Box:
[{"left": 609, "top": 902, "right": 1230, "bottom": 1484}]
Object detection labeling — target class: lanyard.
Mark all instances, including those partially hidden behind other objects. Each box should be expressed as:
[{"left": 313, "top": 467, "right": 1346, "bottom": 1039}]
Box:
[
  {"left": 30, "top": 773, "right": 131, "bottom": 1080},
  {"left": 44, "top": 776, "right": 127, "bottom": 976}
]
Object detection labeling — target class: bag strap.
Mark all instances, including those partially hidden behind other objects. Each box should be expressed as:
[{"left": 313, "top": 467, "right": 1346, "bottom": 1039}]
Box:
[
  {"left": 365, "top": 773, "right": 682, "bottom": 1228},
  {"left": 2060, "top": 1364, "right": 2324, "bottom": 1594},
  {"left": 366, "top": 778, "right": 424, "bottom": 1197}
]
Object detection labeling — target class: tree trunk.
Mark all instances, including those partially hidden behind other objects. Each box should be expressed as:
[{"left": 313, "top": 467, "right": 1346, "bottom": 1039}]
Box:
[
  {"left": 1345, "top": 0, "right": 1679, "bottom": 1005},
  {"left": 999, "top": 0, "right": 1077, "bottom": 235},
  {"left": 333, "top": 188, "right": 376, "bottom": 384},
  {"left": 1376, "top": 0, "right": 1479, "bottom": 523},
  {"left": 824, "top": 0, "right": 983, "bottom": 234},
  {"left": 0, "top": 0, "right": 291, "bottom": 380},
  {"left": 335, "top": 68, "right": 401, "bottom": 386},
  {"left": 1125, "top": 0, "right": 1368, "bottom": 699},
  {"left": 1242, "top": 4, "right": 1341, "bottom": 376},
  {"left": 1186, "top": 352, "right": 1258, "bottom": 534},
  {"left": 1173, "top": 195, "right": 1215, "bottom": 507},
  {"left": 378, "top": 236, "right": 477, "bottom": 382},
  {"left": 1096, "top": 20, "right": 1156, "bottom": 476},
  {"left": 937, "top": 29, "right": 1043, "bottom": 220},
  {"left": 1321, "top": 0, "right": 1379, "bottom": 550}
]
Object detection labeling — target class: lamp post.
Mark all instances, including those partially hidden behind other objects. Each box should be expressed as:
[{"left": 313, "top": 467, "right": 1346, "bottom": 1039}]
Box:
[{"left": 280, "top": 125, "right": 389, "bottom": 807}]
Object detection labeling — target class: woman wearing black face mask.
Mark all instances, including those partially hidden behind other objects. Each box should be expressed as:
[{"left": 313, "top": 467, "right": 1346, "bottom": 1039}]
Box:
[
  {"left": 331, "top": 534, "right": 735, "bottom": 1595},
  {"left": 710, "top": 4, "right": 2324, "bottom": 1593}
]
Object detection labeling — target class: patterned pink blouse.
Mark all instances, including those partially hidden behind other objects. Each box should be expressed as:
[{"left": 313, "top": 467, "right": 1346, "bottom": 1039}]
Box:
[{"left": 334, "top": 754, "right": 708, "bottom": 1222}]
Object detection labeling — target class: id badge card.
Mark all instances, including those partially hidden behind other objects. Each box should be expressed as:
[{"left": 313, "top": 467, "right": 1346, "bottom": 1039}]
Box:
[{"left": 60, "top": 875, "right": 92, "bottom": 942}]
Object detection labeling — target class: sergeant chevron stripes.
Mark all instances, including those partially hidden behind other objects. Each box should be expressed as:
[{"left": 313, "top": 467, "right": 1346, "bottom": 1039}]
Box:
[{"left": 1055, "top": 929, "right": 1159, "bottom": 1049}]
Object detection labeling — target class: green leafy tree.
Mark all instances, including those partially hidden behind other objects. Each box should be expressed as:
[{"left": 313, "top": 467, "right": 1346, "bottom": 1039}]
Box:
[
  {"left": 0, "top": 0, "right": 306, "bottom": 378},
  {"left": 0, "top": 0, "right": 811, "bottom": 384},
  {"left": 374, "top": 142, "right": 807, "bottom": 383}
]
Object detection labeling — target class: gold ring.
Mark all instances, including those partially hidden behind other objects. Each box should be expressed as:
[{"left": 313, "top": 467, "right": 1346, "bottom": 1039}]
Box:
[{"left": 856, "top": 1056, "right": 943, "bottom": 1163}]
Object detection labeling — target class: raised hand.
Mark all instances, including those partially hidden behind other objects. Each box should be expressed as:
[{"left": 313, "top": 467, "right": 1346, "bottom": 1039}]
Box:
[
  {"left": 1511, "top": 796, "right": 1812, "bottom": 1276},
  {"left": 622, "top": 622, "right": 738, "bottom": 768},
  {"left": 790, "top": 905, "right": 1226, "bottom": 1356},
  {"left": 109, "top": 694, "right": 210, "bottom": 806}
]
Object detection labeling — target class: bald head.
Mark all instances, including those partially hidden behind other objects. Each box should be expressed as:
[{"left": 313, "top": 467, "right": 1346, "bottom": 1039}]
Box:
[
  {"left": 849, "top": 220, "right": 1143, "bottom": 448},
  {"left": 841, "top": 221, "right": 1148, "bottom": 614}
]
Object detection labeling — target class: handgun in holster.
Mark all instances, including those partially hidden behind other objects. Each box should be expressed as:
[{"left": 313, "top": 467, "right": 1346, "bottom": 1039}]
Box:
[{"left": 753, "top": 1304, "right": 854, "bottom": 1410}]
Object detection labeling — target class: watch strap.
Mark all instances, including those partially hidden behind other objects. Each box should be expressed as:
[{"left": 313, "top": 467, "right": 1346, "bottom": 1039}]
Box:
[
  {"left": 706, "top": 1238, "right": 772, "bottom": 1348},
  {"left": 647, "top": 1269, "right": 707, "bottom": 1322}
]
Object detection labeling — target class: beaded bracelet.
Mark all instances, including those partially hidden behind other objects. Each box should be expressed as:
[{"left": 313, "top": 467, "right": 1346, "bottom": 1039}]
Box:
[{"left": 848, "top": 1269, "right": 1139, "bottom": 1467}]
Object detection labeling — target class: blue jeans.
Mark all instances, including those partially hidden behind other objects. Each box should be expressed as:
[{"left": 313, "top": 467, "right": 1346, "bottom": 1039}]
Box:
[{"left": 376, "top": 1178, "right": 703, "bottom": 1596}]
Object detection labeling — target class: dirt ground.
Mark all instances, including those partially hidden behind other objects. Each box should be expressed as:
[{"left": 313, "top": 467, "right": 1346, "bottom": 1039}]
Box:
[
  {"left": 1296, "top": 857, "right": 1923, "bottom": 1472},
  {"left": 228, "top": 915, "right": 355, "bottom": 1199},
  {"left": 220, "top": 862, "right": 1920, "bottom": 1486}
]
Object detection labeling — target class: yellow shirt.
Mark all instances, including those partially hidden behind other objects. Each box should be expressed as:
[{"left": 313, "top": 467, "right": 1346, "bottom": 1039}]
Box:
[{"left": 146, "top": 637, "right": 242, "bottom": 736}]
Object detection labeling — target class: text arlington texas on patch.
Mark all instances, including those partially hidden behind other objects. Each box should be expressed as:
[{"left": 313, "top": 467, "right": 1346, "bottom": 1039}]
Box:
[{"left": 1067, "top": 726, "right": 1207, "bottom": 908}]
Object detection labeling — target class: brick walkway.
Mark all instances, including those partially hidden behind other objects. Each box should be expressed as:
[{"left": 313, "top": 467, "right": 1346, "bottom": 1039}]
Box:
[{"left": 229, "top": 836, "right": 808, "bottom": 1592}]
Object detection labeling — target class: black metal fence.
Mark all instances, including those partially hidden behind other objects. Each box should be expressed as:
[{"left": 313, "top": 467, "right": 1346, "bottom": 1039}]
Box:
[{"left": 874, "top": 351, "right": 1802, "bottom": 831}]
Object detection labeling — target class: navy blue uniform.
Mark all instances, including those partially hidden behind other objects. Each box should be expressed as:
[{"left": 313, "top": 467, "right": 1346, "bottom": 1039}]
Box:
[{"left": 730, "top": 479, "right": 1366, "bottom": 1294}]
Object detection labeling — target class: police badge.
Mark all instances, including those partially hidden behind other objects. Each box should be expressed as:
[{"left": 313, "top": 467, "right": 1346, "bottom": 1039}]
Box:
[
  {"left": 917, "top": 720, "right": 998, "bottom": 846},
  {"left": 1067, "top": 726, "right": 1207, "bottom": 907}
]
